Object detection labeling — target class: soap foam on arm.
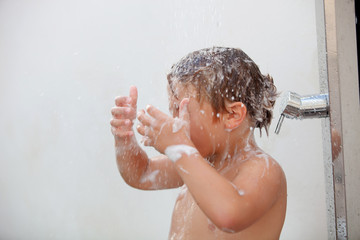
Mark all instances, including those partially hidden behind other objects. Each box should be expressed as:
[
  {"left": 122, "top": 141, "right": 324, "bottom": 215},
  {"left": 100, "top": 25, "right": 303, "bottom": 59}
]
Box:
[{"left": 164, "top": 145, "right": 198, "bottom": 163}]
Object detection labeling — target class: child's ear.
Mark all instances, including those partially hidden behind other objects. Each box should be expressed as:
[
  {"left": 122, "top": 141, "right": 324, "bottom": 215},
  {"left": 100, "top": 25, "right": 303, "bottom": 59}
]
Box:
[{"left": 224, "top": 101, "right": 247, "bottom": 129}]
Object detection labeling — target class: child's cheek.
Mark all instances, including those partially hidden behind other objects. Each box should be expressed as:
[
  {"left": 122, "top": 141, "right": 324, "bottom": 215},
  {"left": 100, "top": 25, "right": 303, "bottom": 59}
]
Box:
[{"left": 189, "top": 116, "right": 210, "bottom": 156}]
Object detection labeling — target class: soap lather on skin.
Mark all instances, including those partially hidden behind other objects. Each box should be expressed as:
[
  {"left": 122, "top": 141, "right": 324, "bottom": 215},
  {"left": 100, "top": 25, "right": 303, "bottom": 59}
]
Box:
[
  {"left": 172, "top": 117, "right": 187, "bottom": 133},
  {"left": 164, "top": 145, "right": 198, "bottom": 163}
]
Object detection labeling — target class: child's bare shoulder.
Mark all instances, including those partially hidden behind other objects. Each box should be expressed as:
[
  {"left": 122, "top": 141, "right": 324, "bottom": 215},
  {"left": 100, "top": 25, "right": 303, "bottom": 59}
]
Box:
[
  {"left": 234, "top": 150, "right": 285, "bottom": 187},
  {"left": 226, "top": 150, "right": 286, "bottom": 230},
  {"left": 247, "top": 149, "right": 281, "bottom": 170}
]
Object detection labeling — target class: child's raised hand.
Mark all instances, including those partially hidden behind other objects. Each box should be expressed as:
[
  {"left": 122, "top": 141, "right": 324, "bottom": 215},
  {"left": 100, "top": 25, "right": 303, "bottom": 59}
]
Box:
[
  {"left": 110, "top": 86, "right": 138, "bottom": 139},
  {"left": 137, "top": 98, "right": 193, "bottom": 154}
]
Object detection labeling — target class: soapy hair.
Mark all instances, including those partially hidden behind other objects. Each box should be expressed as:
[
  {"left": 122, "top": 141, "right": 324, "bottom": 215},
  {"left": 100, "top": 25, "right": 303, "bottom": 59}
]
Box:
[{"left": 167, "top": 47, "right": 278, "bottom": 136}]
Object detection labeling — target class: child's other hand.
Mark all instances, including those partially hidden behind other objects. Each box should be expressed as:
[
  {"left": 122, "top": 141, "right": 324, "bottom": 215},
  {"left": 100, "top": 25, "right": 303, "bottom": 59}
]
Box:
[
  {"left": 137, "top": 98, "right": 192, "bottom": 153},
  {"left": 110, "top": 86, "right": 138, "bottom": 139}
]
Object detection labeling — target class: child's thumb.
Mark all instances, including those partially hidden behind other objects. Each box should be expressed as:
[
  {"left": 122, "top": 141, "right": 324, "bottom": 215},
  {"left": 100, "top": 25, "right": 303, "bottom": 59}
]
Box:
[
  {"left": 129, "top": 85, "right": 138, "bottom": 108},
  {"left": 179, "top": 98, "right": 190, "bottom": 122}
]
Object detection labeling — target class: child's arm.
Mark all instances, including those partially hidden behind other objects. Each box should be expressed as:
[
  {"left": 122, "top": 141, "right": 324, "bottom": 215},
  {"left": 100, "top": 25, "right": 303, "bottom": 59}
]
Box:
[
  {"left": 169, "top": 149, "right": 284, "bottom": 232},
  {"left": 137, "top": 100, "right": 284, "bottom": 232},
  {"left": 110, "top": 86, "right": 183, "bottom": 190}
]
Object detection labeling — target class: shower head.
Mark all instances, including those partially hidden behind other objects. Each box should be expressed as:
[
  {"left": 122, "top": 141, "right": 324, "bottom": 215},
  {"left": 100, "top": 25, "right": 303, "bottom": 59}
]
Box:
[{"left": 275, "top": 92, "right": 329, "bottom": 134}]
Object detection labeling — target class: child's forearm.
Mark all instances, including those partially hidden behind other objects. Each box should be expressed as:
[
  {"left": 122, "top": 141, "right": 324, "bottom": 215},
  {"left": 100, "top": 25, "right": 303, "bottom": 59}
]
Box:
[
  {"left": 115, "top": 136, "right": 184, "bottom": 190},
  {"left": 111, "top": 86, "right": 152, "bottom": 188},
  {"left": 114, "top": 135, "right": 149, "bottom": 188}
]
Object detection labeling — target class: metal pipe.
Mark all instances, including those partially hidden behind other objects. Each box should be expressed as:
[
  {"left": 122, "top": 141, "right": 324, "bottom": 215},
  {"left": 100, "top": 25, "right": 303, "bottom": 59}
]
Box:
[{"left": 274, "top": 92, "right": 329, "bottom": 134}]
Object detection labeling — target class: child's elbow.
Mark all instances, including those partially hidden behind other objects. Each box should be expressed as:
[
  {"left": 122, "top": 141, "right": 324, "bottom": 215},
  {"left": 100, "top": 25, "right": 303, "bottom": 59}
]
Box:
[
  {"left": 213, "top": 206, "right": 255, "bottom": 233},
  {"left": 215, "top": 218, "right": 246, "bottom": 233}
]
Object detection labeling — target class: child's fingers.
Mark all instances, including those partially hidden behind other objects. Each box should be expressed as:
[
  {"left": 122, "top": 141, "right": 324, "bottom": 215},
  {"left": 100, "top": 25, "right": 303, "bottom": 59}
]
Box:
[
  {"left": 136, "top": 124, "right": 146, "bottom": 136},
  {"left": 115, "top": 96, "right": 131, "bottom": 107},
  {"left": 137, "top": 110, "right": 154, "bottom": 127},
  {"left": 140, "top": 135, "right": 153, "bottom": 147},
  {"left": 129, "top": 86, "right": 138, "bottom": 108},
  {"left": 111, "top": 127, "right": 134, "bottom": 137},
  {"left": 137, "top": 125, "right": 155, "bottom": 144},
  {"left": 142, "top": 137, "right": 153, "bottom": 147},
  {"left": 110, "top": 119, "right": 132, "bottom": 128},
  {"left": 145, "top": 105, "right": 167, "bottom": 120},
  {"left": 111, "top": 107, "right": 136, "bottom": 119}
]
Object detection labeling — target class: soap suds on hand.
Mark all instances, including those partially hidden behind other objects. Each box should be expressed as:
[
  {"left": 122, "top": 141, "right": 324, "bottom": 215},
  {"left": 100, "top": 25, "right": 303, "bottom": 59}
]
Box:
[
  {"left": 172, "top": 117, "right": 187, "bottom": 133},
  {"left": 165, "top": 145, "right": 198, "bottom": 162}
]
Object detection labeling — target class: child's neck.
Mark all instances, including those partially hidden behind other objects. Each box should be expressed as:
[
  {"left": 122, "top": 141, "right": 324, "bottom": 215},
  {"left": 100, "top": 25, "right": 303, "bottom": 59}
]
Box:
[{"left": 209, "top": 126, "right": 258, "bottom": 171}]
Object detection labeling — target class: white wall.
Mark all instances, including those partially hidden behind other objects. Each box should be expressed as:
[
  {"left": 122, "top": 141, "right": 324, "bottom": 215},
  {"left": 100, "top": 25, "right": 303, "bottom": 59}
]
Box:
[{"left": 0, "top": 0, "right": 327, "bottom": 239}]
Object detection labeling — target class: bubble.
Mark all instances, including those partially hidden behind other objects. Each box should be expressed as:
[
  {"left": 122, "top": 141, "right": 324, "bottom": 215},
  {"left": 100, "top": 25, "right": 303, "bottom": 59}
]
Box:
[{"left": 238, "top": 189, "right": 245, "bottom": 196}]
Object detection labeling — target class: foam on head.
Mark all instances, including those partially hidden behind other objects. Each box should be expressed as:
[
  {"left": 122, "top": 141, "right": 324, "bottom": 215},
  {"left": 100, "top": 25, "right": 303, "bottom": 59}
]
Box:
[{"left": 167, "top": 47, "right": 278, "bottom": 135}]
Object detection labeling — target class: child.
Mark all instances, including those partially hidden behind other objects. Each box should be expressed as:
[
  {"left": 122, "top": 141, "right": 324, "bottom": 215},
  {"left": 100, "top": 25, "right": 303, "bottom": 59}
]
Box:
[{"left": 110, "top": 47, "right": 287, "bottom": 240}]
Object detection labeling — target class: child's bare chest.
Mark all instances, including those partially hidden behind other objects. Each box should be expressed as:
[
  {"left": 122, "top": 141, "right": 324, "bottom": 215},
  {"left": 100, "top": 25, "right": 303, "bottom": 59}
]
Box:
[
  {"left": 169, "top": 186, "right": 239, "bottom": 240},
  {"left": 169, "top": 186, "right": 210, "bottom": 239}
]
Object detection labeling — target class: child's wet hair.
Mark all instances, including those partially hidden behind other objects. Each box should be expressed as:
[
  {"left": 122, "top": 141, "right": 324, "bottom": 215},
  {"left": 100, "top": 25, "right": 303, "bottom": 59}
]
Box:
[{"left": 167, "top": 47, "right": 278, "bottom": 136}]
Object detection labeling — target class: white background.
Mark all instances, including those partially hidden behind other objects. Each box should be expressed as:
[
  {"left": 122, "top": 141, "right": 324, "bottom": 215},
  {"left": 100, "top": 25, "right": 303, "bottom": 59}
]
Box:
[{"left": 0, "top": 0, "right": 327, "bottom": 239}]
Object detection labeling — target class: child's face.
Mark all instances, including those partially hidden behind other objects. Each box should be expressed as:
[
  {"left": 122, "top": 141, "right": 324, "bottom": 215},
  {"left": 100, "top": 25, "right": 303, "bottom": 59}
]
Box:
[{"left": 168, "top": 84, "right": 226, "bottom": 157}]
